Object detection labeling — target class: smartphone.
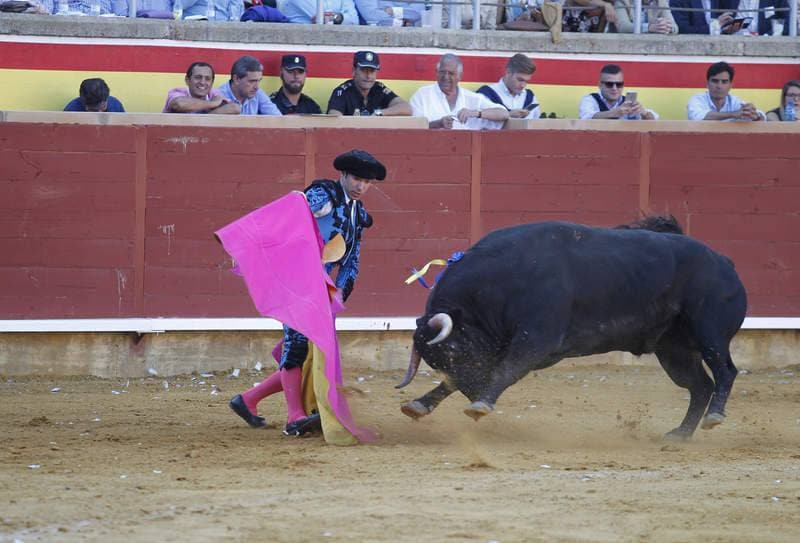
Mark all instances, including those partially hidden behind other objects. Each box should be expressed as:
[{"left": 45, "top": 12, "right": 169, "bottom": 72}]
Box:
[
  {"left": 722, "top": 17, "right": 752, "bottom": 34},
  {"left": 625, "top": 91, "right": 637, "bottom": 103},
  {"left": 524, "top": 102, "right": 540, "bottom": 111}
]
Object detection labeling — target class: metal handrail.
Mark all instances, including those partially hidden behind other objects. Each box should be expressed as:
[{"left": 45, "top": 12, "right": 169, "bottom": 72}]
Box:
[{"left": 118, "top": 0, "right": 799, "bottom": 37}]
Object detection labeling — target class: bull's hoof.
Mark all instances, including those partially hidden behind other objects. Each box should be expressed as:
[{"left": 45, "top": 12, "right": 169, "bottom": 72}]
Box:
[
  {"left": 663, "top": 428, "right": 692, "bottom": 442},
  {"left": 701, "top": 412, "right": 725, "bottom": 430},
  {"left": 464, "top": 401, "right": 493, "bottom": 421},
  {"left": 401, "top": 400, "right": 431, "bottom": 420}
]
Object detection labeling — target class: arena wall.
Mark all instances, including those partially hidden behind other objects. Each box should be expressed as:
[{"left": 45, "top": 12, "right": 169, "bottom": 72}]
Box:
[{"left": 1, "top": 115, "right": 798, "bottom": 321}]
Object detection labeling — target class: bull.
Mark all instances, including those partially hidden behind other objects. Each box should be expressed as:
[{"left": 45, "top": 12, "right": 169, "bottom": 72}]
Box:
[{"left": 397, "top": 217, "right": 747, "bottom": 439}]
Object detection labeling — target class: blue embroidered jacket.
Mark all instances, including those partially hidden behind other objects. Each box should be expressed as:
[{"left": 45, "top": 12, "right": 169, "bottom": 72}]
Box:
[{"left": 304, "top": 178, "right": 373, "bottom": 302}]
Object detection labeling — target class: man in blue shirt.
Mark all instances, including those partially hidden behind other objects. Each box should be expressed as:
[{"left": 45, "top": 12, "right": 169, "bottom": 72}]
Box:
[
  {"left": 687, "top": 61, "right": 765, "bottom": 121},
  {"left": 217, "top": 56, "right": 282, "bottom": 116},
  {"left": 63, "top": 78, "right": 125, "bottom": 112}
]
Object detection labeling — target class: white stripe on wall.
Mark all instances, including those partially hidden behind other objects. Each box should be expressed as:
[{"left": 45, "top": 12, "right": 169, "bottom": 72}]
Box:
[{"left": 0, "top": 317, "right": 795, "bottom": 333}]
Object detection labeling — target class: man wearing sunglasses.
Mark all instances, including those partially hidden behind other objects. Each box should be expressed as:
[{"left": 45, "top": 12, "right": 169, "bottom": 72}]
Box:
[{"left": 578, "top": 64, "right": 658, "bottom": 120}]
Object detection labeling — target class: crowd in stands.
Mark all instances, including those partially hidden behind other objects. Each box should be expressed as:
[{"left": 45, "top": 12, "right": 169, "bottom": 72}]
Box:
[
  {"left": 62, "top": 51, "right": 799, "bottom": 123},
  {"left": 3, "top": 0, "right": 797, "bottom": 35}
]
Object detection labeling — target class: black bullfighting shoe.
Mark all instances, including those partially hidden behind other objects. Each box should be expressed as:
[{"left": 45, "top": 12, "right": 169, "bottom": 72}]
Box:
[
  {"left": 283, "top": 413, "right": 322, "bottom": 437},
  {"left": 229, "top": 394, "right": 267, "bottom": 428}
]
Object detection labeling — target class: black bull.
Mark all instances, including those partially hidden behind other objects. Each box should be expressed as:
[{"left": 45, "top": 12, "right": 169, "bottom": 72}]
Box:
[{"left": 397, "top": 218, "right": 747, "bottom": 439}]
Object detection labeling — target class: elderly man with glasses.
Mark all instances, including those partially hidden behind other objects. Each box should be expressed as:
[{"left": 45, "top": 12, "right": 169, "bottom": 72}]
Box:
[{"left": 579, "top": 64, "right": 659, "bottom": 120}]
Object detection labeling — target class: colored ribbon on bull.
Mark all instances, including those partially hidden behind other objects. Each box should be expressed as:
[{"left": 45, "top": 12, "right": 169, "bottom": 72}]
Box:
[
  {"left": 405, "top": 252, "right": 465, "bottom": 289},
  {"left": 405, "top": 259, "right": 448, "bottom": 288}
]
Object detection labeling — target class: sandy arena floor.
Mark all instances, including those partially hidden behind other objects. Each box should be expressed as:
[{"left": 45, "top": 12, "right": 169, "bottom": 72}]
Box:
[{"left": 1, "top": 362, "right": 799, "bottom": 543}]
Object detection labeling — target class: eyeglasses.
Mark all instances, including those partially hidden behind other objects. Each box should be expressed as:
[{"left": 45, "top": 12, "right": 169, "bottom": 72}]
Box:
[
  {"left": 786, "top": 93, "right": 800, "bottom": 99},
  {"left": 601, "top": 81, "right": 624, "bottom": 88}
]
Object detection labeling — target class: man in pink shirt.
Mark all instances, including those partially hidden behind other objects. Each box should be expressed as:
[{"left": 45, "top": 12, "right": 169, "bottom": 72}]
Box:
[{"left": 162, "top": 62, "right": 241, "bottom": 114}]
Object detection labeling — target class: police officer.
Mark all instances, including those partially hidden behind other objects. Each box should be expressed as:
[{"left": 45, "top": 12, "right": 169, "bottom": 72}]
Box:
[
  {"left": 269, "top": 54, "right": 323, "bottom": 115},
  {"left": 326, "top": 51, "right": 412, "bottom": 117},
  {"left": 230, "top": 150, "right": 387, "bottom": 436}
]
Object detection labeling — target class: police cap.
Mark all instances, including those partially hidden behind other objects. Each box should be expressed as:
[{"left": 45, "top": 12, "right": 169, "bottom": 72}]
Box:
[
  {"left": 353, "top": 51, "right": 380, "bottom": 70},
  {"left": 281, "top": 55, "right": 306, "bottom": 71}
]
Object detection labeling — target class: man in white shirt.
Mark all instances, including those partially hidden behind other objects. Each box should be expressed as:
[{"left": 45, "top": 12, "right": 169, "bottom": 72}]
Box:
[
  {"left": 578, "top": 64, "right": 659, "bottom": 120},
  {"left": 409, "top": 53, "right": 509, "bottom": 130},
  {"left": 687, "top": 61, "right": 765, "bottom": 121},
  {"left": 477, "top": 54, "right": 541, "bottom": 120}
]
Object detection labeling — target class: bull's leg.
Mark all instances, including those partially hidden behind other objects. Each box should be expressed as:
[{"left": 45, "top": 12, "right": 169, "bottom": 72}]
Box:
[
  {"left": 654, "top": 336, "right": 714, "bottom": 440},
  {"left": 700, "top": 349, "right": 738, "bottom": 429},
  {"left": 401, "top": 380, "right": 456, "bottom": 420},
  {"left": 463, "top": 345, "right": 557, "bottom": 421}
]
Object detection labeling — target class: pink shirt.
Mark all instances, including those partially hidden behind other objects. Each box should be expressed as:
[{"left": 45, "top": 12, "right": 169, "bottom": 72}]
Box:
[{"left": 162, "top": 87, "right": 223, "bottom": 113}]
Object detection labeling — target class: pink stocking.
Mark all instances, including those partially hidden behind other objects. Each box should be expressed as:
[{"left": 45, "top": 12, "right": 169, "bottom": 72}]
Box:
[
  {"left": 241, "top": 371, "right": 282, "bottom": 416},
  {"left": 280, "top": 367, "right": 306, "bottom": 423}
]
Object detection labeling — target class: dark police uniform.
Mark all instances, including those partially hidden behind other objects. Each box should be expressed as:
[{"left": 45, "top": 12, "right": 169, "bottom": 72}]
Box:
[
  {"left": 269, "top": 88, "right": 322, "bottom": 115},
  {"left": 326, "top": 80, "right": 398, "bottom": 116}
]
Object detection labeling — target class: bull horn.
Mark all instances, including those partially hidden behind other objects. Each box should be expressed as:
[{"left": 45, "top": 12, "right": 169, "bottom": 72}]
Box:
[
  {"left": 395, "top": 345, "right": 421, "bottom": 389},
  {"left": 426, "top": 313, "right": 453, "bottom": 345}
]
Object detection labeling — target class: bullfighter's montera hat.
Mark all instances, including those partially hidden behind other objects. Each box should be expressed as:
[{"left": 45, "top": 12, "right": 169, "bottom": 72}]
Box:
[{"left": 333, "top": 149, "right": 386, "bottom": 181}]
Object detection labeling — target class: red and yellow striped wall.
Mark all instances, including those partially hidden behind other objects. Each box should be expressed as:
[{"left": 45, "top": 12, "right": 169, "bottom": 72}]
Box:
[{"left": 2, "top": 36, "right": 798, "bottom": 119}]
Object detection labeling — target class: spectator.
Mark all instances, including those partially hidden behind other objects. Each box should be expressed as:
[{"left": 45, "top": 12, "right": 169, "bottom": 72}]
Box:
[
  {"left": 51, "top": 0, "right": 128, "bottom": 15},
  {"left": 409, "top": 53, "right": 509, "bottom": 130},
  {"left": 63, "top": 78, "right": 125, "bottom": 112},
  {"left": 282, "top": 0, "right": 358, "bottom": 24},
  {"left": 765, "top": 79, "right": 799, "bottom": 121},
  {"left": 239, "top": 1, "right": 285, "bottom": 21},
  {"left": 134, "top": 0, "right": 174, "bottom": 18},
  {"left": 477, "top": 53, "right": 541, "bottom": 120},
  {"left": 564, "top": 0, "right": 617, "bottom": 31},
  {"left": 2, "top": 0, "right": 52, "bottom": 12},
  {"left": 355, "top": 0, "right": 421, "bottom": 25},
  {"left": 218, "top": 55, "right": 282, "bottom": 116},
  {"left": 578, "top": 64, "right": 658, "bottom": 120},
  {"left": 163, "top": 62, "right": 240, "bottom": 114},
  {"left": 732, "top": 0, "right": 789, "bottom": 35},
  {"left": 669, "top": 0, "right": 737, "bottom": 34},
  {"left": 687, "top": 61, "right": 765, "bottom": 120},
  {"left": 611, "top": 0, "right": 678, "bottom": 33},
  {"left": 326, "top": 51, "right": 412, "bottom": 116},
  {"left": 269, "top": 55, "right": 323, "bottom": 115}
]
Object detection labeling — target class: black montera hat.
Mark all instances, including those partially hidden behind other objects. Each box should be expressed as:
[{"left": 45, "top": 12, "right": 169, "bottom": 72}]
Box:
[
  {"left": 333, "top": 149, "right": 386, "bottom": 181},
  {"left": 353, "top": 51, "right": 380, "bottom": 70},
  {"left": 281, "top": 54, "right": 306, "bottom": 71}
]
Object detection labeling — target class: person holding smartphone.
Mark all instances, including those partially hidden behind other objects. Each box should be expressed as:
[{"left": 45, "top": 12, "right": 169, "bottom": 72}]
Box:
[
  {"left": 477, "top": 54, "right": 541, "bottom": 120},
  {"left": 578, "top": 64, "right": 659, "bottom": 120}
]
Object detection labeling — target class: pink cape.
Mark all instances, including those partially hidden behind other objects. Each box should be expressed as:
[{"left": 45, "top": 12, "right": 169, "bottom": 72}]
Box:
[{"left": 215, "top": 191, "right": 376, "bottom": 443}]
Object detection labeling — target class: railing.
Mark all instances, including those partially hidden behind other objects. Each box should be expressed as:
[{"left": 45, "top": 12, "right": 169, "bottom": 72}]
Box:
[{"left": 95, "top": 0, "right": 800, "bottom": 37}]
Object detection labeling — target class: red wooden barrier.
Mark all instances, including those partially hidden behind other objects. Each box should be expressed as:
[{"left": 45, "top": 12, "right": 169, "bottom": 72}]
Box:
[{"left": 1, "top": 122, "right": 797, "bottom": 318}]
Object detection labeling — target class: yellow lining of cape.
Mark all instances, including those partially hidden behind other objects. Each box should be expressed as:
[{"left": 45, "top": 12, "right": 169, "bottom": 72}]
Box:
[{"left": 301, "top": 343, "right": 358, "bottom": 446}]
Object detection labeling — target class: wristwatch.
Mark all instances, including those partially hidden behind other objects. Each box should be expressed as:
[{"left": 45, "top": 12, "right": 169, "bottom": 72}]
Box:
[{"left": 373, "top": 109, "right": 383, "bottom": 116}]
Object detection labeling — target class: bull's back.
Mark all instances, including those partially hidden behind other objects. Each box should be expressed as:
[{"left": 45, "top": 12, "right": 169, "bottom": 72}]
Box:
[{"left": 427, "top": 221, "right": 745, "bottom": 349}]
